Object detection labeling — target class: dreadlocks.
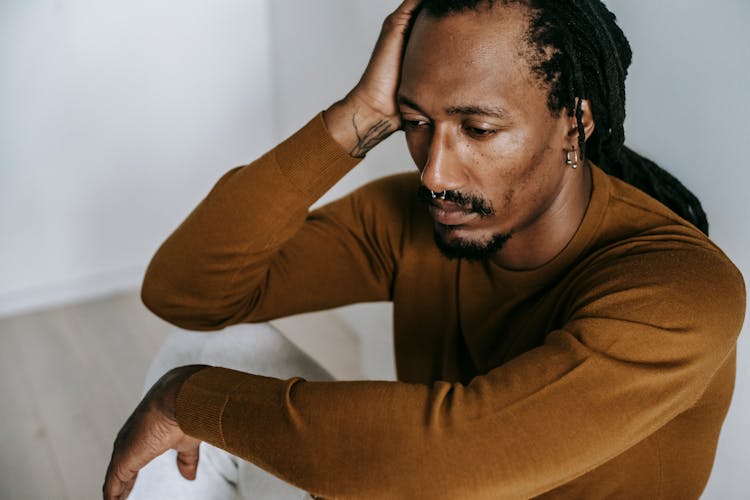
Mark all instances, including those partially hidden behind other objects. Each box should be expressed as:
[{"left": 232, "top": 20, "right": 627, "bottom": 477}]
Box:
[{"left": 421, "top": 0, "right": 709, "bottom": 234}]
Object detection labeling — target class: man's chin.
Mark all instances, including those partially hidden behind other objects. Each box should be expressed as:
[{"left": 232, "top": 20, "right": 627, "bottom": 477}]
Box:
[{"left": 433, "top": 227, "right": 511, "bottom": 261}]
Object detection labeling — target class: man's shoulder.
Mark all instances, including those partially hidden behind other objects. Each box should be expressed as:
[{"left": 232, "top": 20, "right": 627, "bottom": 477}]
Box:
[
  {"left": 592, "top": 168, "right": 711, "bottom": 253},
  {"left": 606, "top": 172, "right": 694, "bottom": 229},
  {"left": 568, "top": 174, "right": 745, "bottom": 344},
  {"left": 580, "top": 168, "right": 744, "bottom": 307}
]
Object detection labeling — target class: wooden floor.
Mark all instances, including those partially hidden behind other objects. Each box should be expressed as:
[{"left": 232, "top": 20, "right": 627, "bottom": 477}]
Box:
[{"left": 0, "top": 292, "right": 172, "bottom": 500}]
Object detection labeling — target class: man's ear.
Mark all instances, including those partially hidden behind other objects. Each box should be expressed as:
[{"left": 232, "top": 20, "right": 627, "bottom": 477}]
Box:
[{"left": 566, "top": 99, "right": 596, "bottom": 142}]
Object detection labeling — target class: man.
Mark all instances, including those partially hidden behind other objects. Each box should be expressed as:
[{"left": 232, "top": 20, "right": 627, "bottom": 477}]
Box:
[{"left": 104, "top": 0, "right": 745, "bottom": 498}]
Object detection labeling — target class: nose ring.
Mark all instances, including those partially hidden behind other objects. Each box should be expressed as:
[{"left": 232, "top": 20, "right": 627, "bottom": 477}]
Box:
[{"left": 430, "top": 190, "right": 447, "bottom": 200}]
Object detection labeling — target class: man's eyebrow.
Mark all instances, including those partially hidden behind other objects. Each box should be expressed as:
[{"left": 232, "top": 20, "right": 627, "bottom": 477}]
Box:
[
  {"left": 446, "top": 105, "right": 510, "bottom": 120},
  {"left": 397, "top": 95, "right": 510, "bottom": 120}
]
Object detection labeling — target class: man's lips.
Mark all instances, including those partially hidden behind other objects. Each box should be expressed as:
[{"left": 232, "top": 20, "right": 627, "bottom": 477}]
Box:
[{"left": 428, "top": 201, "right": 479, "bottom": 226}]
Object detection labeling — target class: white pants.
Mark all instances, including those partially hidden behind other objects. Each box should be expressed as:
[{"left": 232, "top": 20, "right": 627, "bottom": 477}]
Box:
[{"left": 128, "top": 323, "right": 334, "bottom": 500}]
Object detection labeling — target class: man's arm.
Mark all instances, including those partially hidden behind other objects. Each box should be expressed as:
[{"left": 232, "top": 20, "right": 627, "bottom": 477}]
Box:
[
  {"left": 173, "top": 246, "right": 744, "bottom": 498},
  {"left": 140, "top": 114, "right": 389, "bottom": 329},
  {"left": 140, "top": 0, "right": 422, "bottom": 330}
]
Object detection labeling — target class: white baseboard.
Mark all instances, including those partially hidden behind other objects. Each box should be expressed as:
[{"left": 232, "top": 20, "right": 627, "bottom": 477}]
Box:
[{"left": 0, "top": 265, "right": 145, "bottom": 319}]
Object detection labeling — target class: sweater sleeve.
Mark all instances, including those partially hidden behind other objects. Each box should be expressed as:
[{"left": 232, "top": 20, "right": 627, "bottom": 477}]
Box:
[
  {"left": 175, "top": 244, "right": 745, "bottom": 499},
  {"left": 141, "top": 113, "right": 398, "bottom": 330}
]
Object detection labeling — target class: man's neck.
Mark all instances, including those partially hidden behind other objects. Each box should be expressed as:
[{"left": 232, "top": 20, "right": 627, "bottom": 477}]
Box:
[{"left": 491, "top": 163, "right": 593, "bottom": 271}]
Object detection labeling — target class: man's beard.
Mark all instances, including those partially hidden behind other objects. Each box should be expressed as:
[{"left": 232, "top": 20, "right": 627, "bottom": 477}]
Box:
[
  {"left": 433, "top": 227, "right": 511, "bottom": 261},
  {"left": 417, "top": 186, "right": 511, "bottom": 261}
]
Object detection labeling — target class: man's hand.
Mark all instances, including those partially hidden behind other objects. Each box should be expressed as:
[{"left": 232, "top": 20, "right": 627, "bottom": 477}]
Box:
[
  {"left": 102, "top": 365, "right": 207, "bottom": 500},
  {"left": 325, "top": 0, "right": 422, "bottom": 157}
]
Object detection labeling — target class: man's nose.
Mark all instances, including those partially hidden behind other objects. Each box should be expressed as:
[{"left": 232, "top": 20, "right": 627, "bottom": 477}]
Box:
[{"left": 419, "top": 127, "right": 466, "bottom": 193}]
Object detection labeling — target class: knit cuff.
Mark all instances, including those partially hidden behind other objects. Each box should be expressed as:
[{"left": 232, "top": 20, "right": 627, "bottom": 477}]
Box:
[{"left": 175, "top": 366, "right": 251, "bottom": 447}]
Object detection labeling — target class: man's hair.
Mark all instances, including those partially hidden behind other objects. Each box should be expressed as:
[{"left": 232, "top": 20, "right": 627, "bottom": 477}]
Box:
[{"left": 421, "top": 0, "right": 709, "bottom": 234}]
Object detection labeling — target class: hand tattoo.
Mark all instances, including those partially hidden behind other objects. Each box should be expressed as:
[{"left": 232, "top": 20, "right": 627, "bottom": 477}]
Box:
[{"left": 350, "top": 113, "right": 395, "bottom": 158}]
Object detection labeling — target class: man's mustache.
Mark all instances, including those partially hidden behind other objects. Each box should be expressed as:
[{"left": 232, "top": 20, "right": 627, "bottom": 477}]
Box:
[{"left": 417, "top": 185, "right": 494, "bottom": 217}]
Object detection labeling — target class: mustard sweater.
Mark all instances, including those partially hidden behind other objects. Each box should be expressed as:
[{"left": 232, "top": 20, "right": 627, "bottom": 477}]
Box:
[{"left": 142, "top": 114, "right": 746, "bottom": 499}]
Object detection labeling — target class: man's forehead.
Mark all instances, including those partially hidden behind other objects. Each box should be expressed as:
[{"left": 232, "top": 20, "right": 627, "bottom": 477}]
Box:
[
  {"left": 403, "top": 9, "right": 533, "bottom": 80},
  {"left": 399, "top": 7, "right": 540, "bottom": 117}
]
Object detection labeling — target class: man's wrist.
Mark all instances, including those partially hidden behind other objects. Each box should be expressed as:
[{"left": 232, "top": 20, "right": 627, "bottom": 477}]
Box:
[
  {"left": 323, "top": 96, "right": 399, "bottom": 158},
  {"left": 152, "top": 365, "right": 210, "bottom": 423}
]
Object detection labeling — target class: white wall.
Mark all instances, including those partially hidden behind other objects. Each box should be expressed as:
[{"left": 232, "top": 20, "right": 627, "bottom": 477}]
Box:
[
  {"left": 605, "top": 2, "right": 750, "bottom": 498},
  {"left": 0, "top": 0, "right": 276, "bottom": 316}
]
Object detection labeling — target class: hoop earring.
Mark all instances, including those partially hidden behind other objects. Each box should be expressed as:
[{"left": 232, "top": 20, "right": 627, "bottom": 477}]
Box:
[{"left": 565, "top": 147, "right": 579, "bottom": 169}]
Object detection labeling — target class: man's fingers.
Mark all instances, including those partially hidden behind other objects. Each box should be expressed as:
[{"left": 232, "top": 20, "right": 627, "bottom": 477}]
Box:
[
  {"left": 363, "top": 0, "right": 422, "bottom": 83},
  {"left": 103, "top": 474, "right": 123, "bottom": 500},
  {"left": 103, "top": 461, "right": 136, "bottom": 500},
  {"left": 103, "top": 411, "right": 181, "bottom": 498},
  {"left": 120, "top": 473, "right": 137, "bottom": 500},
  {"left": 395, "top": 0, "right": 422, "bottom": 15},
  {"left": 176, "top": 441, "right": 201, "bottom": 480},
  {"left": 383, "top": 0, "right": 422, "bottom": 33}
]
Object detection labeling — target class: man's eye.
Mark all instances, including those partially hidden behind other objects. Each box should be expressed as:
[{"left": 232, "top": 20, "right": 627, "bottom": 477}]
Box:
[
  {"left": 404, "top": 119, "right": 429, "bottom": 129},
  {"left": 465, "top": 126, "right": 496, "bottom": 137}
]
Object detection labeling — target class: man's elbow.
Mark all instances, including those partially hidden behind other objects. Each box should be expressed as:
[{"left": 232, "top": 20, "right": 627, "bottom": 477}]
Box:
[
  {"left": 140, "top": 265, "right": 233, "bottom": 331},
  {"left": 141, "top": 266, "right": 188, "bottom": 327}
]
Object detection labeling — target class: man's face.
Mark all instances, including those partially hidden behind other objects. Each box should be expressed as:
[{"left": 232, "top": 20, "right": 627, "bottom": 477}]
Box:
[{"left": 399, "top": 5, "right": 577, "bottom": 262}]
